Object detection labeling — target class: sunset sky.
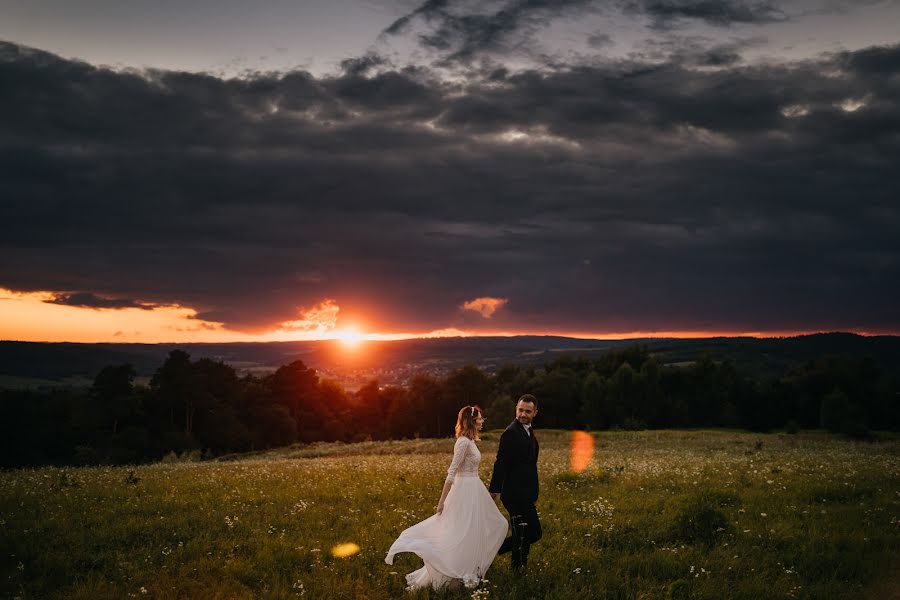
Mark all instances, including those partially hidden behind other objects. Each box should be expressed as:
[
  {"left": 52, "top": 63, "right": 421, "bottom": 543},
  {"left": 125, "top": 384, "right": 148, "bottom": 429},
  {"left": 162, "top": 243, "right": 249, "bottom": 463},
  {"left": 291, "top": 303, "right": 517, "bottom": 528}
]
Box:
[{"left": 1, "top": 0, "right": 899, "bottom": 343}]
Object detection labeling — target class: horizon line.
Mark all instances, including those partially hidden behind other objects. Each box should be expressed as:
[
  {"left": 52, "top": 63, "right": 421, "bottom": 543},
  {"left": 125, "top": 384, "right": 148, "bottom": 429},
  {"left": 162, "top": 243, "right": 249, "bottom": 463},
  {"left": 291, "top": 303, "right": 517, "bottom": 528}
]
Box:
[{"left": 2, "top": 329, "right": 898, "bottom": 345}]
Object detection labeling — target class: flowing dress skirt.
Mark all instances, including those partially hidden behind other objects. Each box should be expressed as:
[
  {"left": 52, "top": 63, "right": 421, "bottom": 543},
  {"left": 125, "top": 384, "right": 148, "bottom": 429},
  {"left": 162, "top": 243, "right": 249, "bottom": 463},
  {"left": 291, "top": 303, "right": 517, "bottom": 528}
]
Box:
[{"left": 385, "top": 474, "right": 508, "bottom": 589}]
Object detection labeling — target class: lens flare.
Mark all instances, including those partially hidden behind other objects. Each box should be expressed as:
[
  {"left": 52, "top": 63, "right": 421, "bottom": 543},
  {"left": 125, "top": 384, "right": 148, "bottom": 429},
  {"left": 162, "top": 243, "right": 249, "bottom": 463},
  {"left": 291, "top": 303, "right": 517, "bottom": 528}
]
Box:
[
  {"left": 570, "top": 430, "right": 595, "bottom": 473},
  {"left": 331, "top": 542, "right": 361, "bottom": 558}
]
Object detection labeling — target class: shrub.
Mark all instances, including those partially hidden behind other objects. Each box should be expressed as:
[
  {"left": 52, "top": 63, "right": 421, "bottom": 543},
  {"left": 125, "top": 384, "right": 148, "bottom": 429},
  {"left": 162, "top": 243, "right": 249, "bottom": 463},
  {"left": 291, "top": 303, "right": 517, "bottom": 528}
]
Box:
[{"left": 160, "top": 449, "right": 202, "bottom": 463}]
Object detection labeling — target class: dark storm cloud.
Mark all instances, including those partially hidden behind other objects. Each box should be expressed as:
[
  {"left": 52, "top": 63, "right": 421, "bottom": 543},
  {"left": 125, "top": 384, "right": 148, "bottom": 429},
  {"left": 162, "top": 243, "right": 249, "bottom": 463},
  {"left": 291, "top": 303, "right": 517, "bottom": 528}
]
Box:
[
  {"left": 804, "top": 0, "right": 891, "bottom": 17},
  {"left": 45, "top": 292, "right": 158, "bottom": 310},
  {"left": 630, "top": 35, "right": 765, "bottom": 66},
  {"left": 623, "top": 0, "right": 788, "bottom": 29},
  {"left": 838, "top": 42, "right": 900, "bottom": 75},
  {"left": 383, "top": 0, "right": 452, "bottom": 36},
  {"left": 587, "top": 32, "right": 615, "bottom": 50},
  {"left": 340, "top": 52, "right": 390, "bottom": 77},
  {"left": 382, "top": 0, "right": 596, "bottom": 64},
  {"left": 1, "top": 38, "right": 899, "bottom": 334},
  {"left": 383, "top": 0, "right": 786, "bottom": 65}
]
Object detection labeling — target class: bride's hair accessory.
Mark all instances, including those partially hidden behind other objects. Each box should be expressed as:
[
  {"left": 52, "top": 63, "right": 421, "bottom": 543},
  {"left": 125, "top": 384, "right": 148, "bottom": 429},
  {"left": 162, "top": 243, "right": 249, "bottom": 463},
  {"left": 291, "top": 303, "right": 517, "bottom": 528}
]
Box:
[{"left": 456, "top": 404, "right": 483, "bottom": 440}]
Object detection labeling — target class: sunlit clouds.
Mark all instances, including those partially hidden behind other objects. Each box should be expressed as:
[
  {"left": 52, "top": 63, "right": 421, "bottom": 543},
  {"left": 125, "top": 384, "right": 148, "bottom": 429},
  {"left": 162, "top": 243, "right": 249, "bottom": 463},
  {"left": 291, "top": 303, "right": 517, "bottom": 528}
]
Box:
[
  {"left": 2, "top": 37, "right": 899, "bottom": 339},
  {"left": 492, "top": 127, "right": 582, "bottom": 149},
  {"left": 1, "top": 0, "right": 899, "bottom": 343},
  {"left": 0, "top": 287, "right": 235, "bottom": 343},
  {"left": 2, "top": 286, "right": 893, "bottom": 343},
  {"left": 461, "top": 297, "right": 508, "bottom": 319},
  {"left": 838, "top": 96, "right": 870, "bottom": 112},
  {"left": 0, "top": 287, "right": 477, "bottom": 343},
  {"left": 780, "top": 104, "right": 810, "bottom": 118},
  {"left": 0, "top": 289, "right": 490, "bottom": 343},
  {"left": 276, "top": 300, "right": 340, "bottom": 336}
]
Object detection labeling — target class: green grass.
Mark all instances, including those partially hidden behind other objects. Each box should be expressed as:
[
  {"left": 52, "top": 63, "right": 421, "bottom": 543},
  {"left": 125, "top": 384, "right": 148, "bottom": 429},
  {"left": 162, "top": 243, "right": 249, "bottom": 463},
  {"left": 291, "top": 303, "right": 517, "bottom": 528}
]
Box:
[{"left": 1, "top": 430, "right": 898, "bottom": 599}]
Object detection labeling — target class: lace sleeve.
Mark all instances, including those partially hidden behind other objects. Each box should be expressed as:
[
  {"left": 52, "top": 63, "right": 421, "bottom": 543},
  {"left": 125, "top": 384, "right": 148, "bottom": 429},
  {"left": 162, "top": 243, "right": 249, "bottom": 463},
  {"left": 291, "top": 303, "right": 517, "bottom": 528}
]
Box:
[{"left": 445, "top": 437, "right": 470, "bottom": 483}]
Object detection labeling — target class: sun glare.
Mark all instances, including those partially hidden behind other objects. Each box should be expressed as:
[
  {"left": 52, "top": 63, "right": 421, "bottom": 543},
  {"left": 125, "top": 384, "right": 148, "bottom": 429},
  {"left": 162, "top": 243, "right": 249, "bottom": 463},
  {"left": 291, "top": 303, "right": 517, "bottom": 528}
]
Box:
[{"left": 333, "top": 327, "right": 364, "bottom": 348}]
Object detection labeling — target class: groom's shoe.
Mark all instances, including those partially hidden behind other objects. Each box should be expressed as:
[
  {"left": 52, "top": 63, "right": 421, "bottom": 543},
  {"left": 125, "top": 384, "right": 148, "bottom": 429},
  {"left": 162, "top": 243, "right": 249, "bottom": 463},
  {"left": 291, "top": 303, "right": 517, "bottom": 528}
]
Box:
[{"left": 498, "top": 537, "right": 512, "bottom": 555}]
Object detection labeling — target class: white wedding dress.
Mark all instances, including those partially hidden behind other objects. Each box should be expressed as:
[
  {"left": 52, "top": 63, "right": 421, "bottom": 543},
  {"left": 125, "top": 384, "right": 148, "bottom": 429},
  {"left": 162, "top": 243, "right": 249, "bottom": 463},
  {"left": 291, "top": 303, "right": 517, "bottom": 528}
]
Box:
[{"left": 385, "top": 436, "right": 508, "bottom": 590}]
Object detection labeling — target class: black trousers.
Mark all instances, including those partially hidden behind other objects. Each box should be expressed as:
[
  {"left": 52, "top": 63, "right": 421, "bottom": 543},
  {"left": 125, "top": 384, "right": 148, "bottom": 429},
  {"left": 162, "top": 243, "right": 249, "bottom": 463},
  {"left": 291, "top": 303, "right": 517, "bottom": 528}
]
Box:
[{"left": 498, "top": 501, "right": 542, "bottom": 568}]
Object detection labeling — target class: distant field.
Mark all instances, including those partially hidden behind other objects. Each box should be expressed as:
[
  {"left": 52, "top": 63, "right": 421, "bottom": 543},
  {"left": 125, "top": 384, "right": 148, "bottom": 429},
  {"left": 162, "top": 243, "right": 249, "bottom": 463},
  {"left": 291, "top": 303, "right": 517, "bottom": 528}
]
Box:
[
  {"left": 1, "top": 430, "right": 898, "bottom": 599},
  {"left": 0, "top": 375, "right": 95, "bottom": 390}
]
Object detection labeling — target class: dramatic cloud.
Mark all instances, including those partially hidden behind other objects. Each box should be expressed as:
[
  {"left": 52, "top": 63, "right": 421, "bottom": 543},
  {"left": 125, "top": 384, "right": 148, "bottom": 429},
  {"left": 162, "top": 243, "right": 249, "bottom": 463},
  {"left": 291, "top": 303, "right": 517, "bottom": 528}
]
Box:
[
  {"left": 625, "top": 0, "right": 789, "bottom": 29},
  {"left": 382, "top": 0, "right": 597, "bottom": 64},
  {"left": 1, "top": 35, "right": 899, "bottom": 337},
  {"left": 277, "top": 300, "right": 341, "bottom": 334},
  {"left": 630, "top": 35, "right": 766, "bottom": 66},
  {"left": 0, "top": 288, "right": 234, "bottom": 343},
  {"left": 381, "top": 0, "right": 793, "bottom": 66},
  {"left": 461, "top": 297, "right": 509, "bottom": 319},
  {"left": 45, "top": 292, "right": 159, "bottom": 310}
]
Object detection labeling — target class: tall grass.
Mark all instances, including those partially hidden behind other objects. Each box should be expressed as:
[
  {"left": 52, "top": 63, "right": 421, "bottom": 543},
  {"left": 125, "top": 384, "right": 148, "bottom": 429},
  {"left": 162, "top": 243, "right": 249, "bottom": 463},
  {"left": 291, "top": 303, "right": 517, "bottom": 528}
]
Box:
[{"left": 1, "top": 430, "right": 898, "bottom": 599}]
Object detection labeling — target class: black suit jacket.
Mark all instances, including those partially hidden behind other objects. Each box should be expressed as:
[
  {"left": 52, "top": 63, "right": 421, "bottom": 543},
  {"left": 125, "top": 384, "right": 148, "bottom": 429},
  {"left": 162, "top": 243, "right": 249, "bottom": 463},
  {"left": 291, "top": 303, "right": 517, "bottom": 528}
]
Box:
[{"left": 489, "top": 419, "right": 539, "bottom": 507}]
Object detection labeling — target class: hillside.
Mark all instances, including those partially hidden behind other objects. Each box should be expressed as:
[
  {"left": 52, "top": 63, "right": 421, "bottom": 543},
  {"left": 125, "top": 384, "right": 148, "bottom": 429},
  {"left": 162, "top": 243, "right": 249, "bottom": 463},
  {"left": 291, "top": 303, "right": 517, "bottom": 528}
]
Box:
[{"left": 1, "top": 333, "right": 899, "bottom": 389}]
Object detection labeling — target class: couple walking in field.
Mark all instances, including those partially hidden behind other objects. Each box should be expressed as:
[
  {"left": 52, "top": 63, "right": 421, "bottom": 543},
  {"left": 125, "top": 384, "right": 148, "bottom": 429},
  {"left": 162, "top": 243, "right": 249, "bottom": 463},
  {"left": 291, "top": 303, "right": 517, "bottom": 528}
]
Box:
[{"left": 385, "top": 394, "right": 542, "bottom": 590}]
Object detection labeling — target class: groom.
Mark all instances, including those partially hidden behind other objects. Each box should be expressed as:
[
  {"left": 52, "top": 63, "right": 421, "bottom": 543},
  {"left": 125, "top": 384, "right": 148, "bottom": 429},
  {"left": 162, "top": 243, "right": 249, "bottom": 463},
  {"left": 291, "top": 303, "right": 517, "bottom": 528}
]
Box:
[{"left": 489, "top": 394, "right": 542, "bottom": 570}]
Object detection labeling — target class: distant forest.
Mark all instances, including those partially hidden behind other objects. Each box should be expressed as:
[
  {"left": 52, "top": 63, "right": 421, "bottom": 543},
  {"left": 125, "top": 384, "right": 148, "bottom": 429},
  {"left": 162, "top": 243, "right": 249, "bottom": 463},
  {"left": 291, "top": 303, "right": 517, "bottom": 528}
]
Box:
[{"left": 2, "top": 344, "right": 898, "bottom": 468}]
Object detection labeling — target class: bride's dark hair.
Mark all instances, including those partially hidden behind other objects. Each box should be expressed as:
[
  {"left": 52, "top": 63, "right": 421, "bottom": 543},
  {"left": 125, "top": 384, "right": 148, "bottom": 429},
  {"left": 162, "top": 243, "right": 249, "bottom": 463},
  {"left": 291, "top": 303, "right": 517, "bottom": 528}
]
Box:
[{"left": 455, "top": 405, "right": 482, "bottom": 441}]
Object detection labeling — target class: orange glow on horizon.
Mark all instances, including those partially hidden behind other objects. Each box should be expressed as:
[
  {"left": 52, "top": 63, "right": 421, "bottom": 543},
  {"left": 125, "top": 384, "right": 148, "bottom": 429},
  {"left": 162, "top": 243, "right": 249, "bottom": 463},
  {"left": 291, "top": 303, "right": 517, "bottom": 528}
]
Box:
[
  {"left": 0, "top": 287, "right": 244, "bottom": 343},
  {"left": 1, "top": 288, "right": 895, "bottom": 343},
  {"left": 331, "top": 327, "right": 365, "bottom": 348}
]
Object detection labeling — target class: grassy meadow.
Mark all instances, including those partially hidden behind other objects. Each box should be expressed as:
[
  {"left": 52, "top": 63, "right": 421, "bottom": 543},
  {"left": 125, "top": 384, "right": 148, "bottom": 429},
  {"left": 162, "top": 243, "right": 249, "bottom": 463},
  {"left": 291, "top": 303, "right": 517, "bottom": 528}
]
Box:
[{"left": 1, "top": 430, "right": 899, "bottom": 599}]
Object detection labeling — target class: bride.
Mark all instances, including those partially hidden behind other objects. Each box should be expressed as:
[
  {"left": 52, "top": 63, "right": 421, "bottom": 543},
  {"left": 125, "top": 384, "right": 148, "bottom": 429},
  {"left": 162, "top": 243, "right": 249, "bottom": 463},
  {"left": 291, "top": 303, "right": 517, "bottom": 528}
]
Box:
[{"left": 385, "top": 405, "right": 508, "bottom": 590}]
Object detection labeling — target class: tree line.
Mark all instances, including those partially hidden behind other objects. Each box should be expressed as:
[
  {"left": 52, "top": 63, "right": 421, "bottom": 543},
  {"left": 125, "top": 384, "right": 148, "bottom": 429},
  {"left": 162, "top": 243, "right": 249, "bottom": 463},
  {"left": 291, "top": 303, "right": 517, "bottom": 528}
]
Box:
[{"left": 2, "top": 346, "right": 897, "bottom": 467}]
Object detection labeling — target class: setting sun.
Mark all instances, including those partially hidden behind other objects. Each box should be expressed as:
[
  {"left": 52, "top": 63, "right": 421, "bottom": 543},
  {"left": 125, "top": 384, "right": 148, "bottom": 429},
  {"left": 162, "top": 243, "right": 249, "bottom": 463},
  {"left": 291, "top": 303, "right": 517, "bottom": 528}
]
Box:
[{"left": 333, "top": 327, "right": 364, "bottom": 348}]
